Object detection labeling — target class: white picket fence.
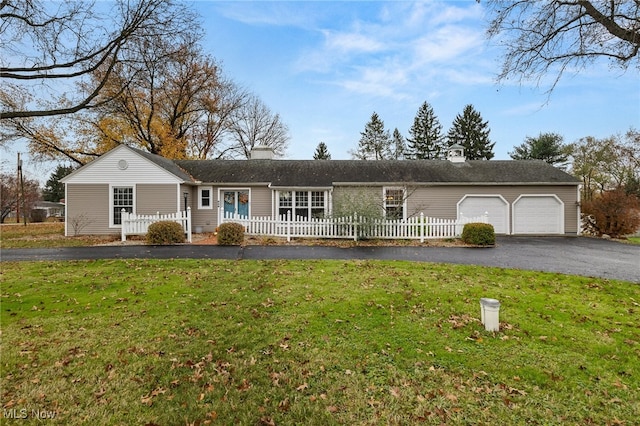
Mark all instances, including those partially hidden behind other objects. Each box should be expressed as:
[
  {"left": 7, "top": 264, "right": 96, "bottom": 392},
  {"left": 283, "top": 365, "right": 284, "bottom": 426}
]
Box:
[
  {"left": 121, "top": 208, "right": 192, "bottom": 242},
  {"left": 222, "top": 211, "right": 488, "bottom": 242}
]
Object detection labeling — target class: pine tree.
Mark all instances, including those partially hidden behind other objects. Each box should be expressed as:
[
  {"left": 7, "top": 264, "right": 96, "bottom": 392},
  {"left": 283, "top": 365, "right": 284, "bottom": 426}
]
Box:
[
  {"left": 509, "top": 132, "right": 570, "bottom": 169},
  {"left": 42, "top": 165, "right": 74, "bottom": 202},
  {"left": 350, "top": 112, "right": 392, "bottom": 160},
  {"left": 446, "top": 104, "right": 495, "bottom": 160},
  {"left": 406, "top": 101, "right": 445, "bottom": 159},
  {"left": 313, "top": 142, "right": 332, "bottom": 160},
  {"left": 391, "top": 128, "right": 406, "bottom": 160}
]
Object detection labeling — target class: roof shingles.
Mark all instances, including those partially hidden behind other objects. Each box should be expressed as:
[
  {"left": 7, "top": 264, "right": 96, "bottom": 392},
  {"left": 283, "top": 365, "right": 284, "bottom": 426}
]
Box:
[{"left": 172, "top": 159, "right": 580, "bottom": 186}]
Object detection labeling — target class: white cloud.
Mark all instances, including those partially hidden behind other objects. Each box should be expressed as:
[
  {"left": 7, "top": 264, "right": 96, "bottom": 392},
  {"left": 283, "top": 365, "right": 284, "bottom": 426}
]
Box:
[
  {"left": 322, "top": 30, "right": 386, "bottom": 54},
  {"left": 291, "top": 1, "right": 494, "bottom": 99},
  {"left": 412, "top": 25, "right": 484, "bottom": 65},
  {"left": 337, "top": 65, "right": 411, "bottom": 100},
  {"left": 212, "top": 2, "right": 319, "bottom": 28}
]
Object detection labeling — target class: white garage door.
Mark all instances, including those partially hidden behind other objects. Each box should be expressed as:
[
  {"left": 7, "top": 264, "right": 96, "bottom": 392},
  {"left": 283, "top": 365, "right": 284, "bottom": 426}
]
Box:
[
  {"left": 457, "top": 195, "right": 509, "bottom": 234},
  {"left": 513, "top": 195, "right": 564, "bottom": 235}
]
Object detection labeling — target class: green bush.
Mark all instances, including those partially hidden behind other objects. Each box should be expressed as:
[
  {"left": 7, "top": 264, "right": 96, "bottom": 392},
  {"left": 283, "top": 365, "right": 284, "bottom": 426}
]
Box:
[
  {"left": 146, "top": 221, "right": 185, "bottom": 245},
  {"left": 217, "top": 222, "right": 245, "bottom": 245},
  {"left": 461, "top": 222, "right": 495, "bottom": 246}
]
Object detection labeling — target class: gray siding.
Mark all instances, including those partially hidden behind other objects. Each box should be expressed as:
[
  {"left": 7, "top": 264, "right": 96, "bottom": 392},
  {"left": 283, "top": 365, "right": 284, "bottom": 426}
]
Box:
[
  {"left": 137, "top": 184, "right": 178, "bottom": 214},
  {"left": 408, "top": 185, "right": 579, "bottom": 234},
  {"left": 248, "top": 187, "right": 272, "bottom": 217},
  {"left": 66, "top": 184, "right": 111, "bottom": 235},
  {"left": 190, "top": 185, "right": 272, "bottom": 232},
  {"left": 334, "top": 184, "right": 579, "bottom": 234}
]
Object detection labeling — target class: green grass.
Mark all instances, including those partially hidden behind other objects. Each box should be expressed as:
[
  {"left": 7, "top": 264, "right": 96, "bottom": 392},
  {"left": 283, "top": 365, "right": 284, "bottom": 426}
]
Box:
[
  {"left": 0, "top": 223, "right": 119, "bottom": 248},
  {"left": 626, "top": 236, "right": 640, "bottom": 245},
  {"left": 1, "top": 259, "right": 639, "bottom": 425}
]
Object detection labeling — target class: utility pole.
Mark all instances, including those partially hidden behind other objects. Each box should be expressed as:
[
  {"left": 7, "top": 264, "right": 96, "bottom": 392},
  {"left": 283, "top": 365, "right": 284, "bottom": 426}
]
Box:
[
  {"left": 16, "top": 152, "right": 20, "bottom": 222},
  {"left": 17, "top": 152, "right": 27, "bottom": 226}
]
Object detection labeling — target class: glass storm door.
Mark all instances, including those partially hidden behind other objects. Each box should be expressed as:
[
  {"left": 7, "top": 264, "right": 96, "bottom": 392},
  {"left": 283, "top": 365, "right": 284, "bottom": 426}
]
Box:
[{"left": 223, "top": 190, "right": 249, "bottom": 218}]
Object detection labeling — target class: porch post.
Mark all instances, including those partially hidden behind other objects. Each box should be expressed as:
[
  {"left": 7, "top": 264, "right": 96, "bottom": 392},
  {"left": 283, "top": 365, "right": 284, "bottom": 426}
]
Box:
[{"left": 186, "top": 207, "right": 192, "bottom": 243}]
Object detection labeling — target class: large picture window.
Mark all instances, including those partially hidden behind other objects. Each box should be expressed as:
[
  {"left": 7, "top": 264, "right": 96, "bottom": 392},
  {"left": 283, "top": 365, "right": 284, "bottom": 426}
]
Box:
[
  {"left": 113, "top": 186, "right": 133, "bottom": 225},
  {"left": 278, "top": 190, "right": 327, "bottom": 219},
  {"left": 384, "top": 187, "right": 404, "bottom": 220}
]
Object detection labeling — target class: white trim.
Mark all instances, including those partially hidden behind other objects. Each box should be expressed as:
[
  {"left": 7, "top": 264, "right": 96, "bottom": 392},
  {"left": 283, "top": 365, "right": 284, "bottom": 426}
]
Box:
[
  {"left": 457, "top": 194, "right": 509, "bottom": 234},
  {"left": 218, "top": 188, "right": 251, "bottom": 225},
  {"left": 577, "top": 185, "right": 582, "bottom": 236},
  {"left": 62, "top": 145, "right": 184, "bottom": 185},
  {"left": 109, "top": 184, "right": 136, "bottom": 229},
  {"left": 273, "top": 189, "right": 330, "bottom": 219},
  {"left": 64, "top": 183, "right": 69, "bottom": 236},
  {"left": 512, "top": 194, "right": 564, "bottom": 235},
  {"left": 198, "top": 186, "right": 213, "bottom": 209},
  {"left": 383, "top": 186, "right": 406, "bottom": 220}
]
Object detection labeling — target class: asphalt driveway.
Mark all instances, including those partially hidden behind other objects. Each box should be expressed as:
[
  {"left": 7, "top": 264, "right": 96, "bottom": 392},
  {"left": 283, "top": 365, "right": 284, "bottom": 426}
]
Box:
[{"left": 1, "top": 237, "right": 638, "bottom": 283}]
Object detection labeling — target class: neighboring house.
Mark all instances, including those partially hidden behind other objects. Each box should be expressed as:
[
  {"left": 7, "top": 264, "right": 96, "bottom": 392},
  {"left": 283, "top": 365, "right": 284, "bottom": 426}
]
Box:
[
  {"left": 33, "top": 201, "right": 65, "bottom": 218},
  {"left": 61, "top": 144, "right": 582, "bottom": 237}
]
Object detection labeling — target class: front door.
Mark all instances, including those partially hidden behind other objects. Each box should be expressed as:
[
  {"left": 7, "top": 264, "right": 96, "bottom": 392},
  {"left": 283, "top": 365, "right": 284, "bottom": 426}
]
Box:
[{"left": 222, "top": 190, "right": 249, "bottom": 219}]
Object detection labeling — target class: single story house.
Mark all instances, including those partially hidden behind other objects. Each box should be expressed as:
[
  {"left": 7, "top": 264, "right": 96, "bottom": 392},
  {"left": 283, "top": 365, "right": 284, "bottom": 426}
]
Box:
[
  {"left": 33, "top": 201, "right": 66, "bottom": 219},
  {"left": 61, "top": 144, "right": 582, "bottom": 237}
]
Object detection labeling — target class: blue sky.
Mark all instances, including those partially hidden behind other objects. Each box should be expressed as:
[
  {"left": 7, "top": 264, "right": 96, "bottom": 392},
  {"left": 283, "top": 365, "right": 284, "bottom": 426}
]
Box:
[
  {"left": 3, "top": 0, "right": 638, "bottom": 182},
  {"left": 196, "top": 0, "right": 639, "bottom": 160}
]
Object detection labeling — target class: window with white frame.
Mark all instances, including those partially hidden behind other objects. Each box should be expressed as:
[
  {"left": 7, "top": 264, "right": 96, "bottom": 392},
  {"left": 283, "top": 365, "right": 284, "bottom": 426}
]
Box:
[
  {"left": 113, "top": 186, "right": 133, "bottom": 225},
  {"left": 384, "top": 187, "right": 404, "bottom": 219},
  {"left": 199, "top": 187, "right": 213, "bottom": 209},
  {"left": 278, "top": 190, "right": 327, "bottom": 219}
]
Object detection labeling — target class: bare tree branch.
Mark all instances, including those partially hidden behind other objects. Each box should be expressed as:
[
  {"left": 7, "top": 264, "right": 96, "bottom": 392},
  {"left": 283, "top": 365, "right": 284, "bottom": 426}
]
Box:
[
  {"left": 0, "top": 0, "right": 198, "bottom": 119},
  {"left": 485, "top": 0, "right": 640, "bottom": 92}
]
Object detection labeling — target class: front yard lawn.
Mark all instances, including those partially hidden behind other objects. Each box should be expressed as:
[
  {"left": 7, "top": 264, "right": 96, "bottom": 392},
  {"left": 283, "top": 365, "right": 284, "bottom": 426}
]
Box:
[{"left": 1, "top": 259, "right": 638, "bottom": 424}]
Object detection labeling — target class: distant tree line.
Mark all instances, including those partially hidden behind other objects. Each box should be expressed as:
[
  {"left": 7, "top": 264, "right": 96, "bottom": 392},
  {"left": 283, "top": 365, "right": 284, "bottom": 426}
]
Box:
[{"left": 342, "top": 103, "right": 494, "bottom": 161}]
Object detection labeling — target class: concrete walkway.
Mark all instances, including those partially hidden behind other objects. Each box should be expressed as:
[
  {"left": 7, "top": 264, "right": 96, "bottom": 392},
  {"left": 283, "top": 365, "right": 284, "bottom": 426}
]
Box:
[{"left": 1, "top": 237, "right": 638, "bottom": 283}]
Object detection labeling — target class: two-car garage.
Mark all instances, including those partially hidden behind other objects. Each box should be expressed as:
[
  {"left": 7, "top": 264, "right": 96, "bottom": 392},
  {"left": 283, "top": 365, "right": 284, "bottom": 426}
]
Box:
[{"left": 458, "top": 194, "right": 565, "bottom": 235}]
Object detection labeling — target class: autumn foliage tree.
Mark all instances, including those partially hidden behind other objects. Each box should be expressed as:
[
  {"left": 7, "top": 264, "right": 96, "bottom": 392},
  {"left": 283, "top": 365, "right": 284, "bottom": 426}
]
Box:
[
  {"left": 89, "top": 37, "right": 222, "bottom": 159},
  {"left": 1, "top": 0, "right": 289, "bottom": 164},
  {"left": 582, "top": 189, "right": 640, "bottom": 238},
  {"left": 1, "top": 0, "right": 197, "bottom": 120},
  {"left": 1, "top": 0, "right": 199, "bottom": 164}
]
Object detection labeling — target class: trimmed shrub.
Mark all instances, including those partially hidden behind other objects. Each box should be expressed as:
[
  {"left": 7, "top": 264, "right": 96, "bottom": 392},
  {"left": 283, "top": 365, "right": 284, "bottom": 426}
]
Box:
[
  {"left": 461, "top": 222, "right": 495, "bottom": 246},
  {"left": 217, "top": 222, "right": 245, "bottom": 245},
  {"left": 146, "top": 221, "right": 185, "bottom": 245}
]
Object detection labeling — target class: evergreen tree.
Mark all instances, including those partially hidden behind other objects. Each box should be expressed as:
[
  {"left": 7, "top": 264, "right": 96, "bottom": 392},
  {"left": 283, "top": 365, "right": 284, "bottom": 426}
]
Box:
[
  {"left": 391, "top": 128, "right": 406, "bottom": 160},
  {"left": 42, "top": 165, "right": 74, "bottom": 202},
  {"left": 446, "top": 104, "right": 495, "bottom": 160},
  {"left": 509, "top": 132, "right": 570, "bottom": 169},
  {"left": 406, "top": 101, "right": 445, "bottom": 159},
  {"left": 350, "top": 112, "right": 392, "bottom": 160},
  {"left": 313, "top": 142, "right": 332, "bottom": 160}
]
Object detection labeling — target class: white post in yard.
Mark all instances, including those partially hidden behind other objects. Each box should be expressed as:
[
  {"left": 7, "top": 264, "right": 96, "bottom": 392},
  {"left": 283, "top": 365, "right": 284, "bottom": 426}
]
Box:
[
  {"left": 480, "top": 298, "right": 501, "bottom": 332},
  {"left": 121, "top": 208, "right": 127, "bottom": 241}
]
